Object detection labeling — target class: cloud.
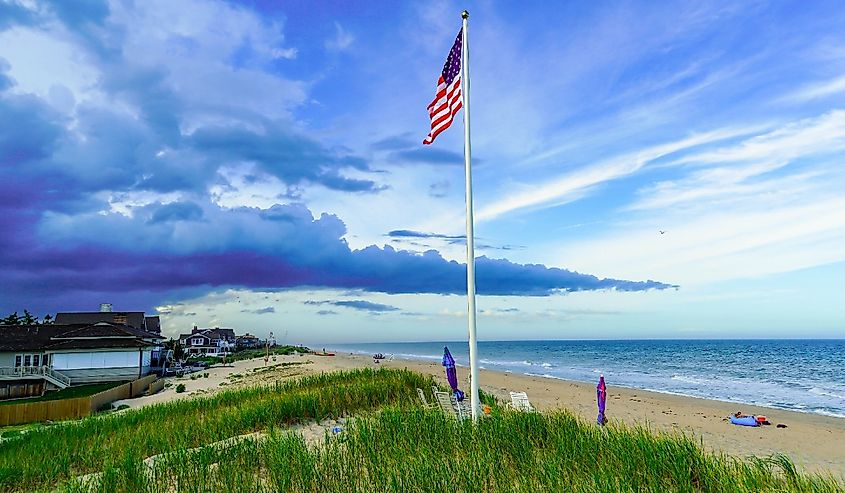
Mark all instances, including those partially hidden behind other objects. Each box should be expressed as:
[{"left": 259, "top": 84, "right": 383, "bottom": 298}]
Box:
[
  {"left": 0, "top": 198, "right": 674, "bottom": 312},
  {"left": 371, "top": 134, "right": 414, "bottom": 151},
  {"left": 633, "top": 111, "right": 845, "bottom": 212},
  {"left": 551, "top": 112, "right": 845, "bottom": 285},
  {"left": 387, "top": 230, "right": 464, "bottom": 240},
  {"left": 306, "top": 300, "right": 400, "bottom": 313},
  {"left": 370, "top": 134, "right": 464, "bottom": 165},
  {"left": 241, "top": 306, "right": 275, "bottom": 314},
  {"left": 390, "top": 148, "right": 464, "bottom": 165},
  {"left": 325, "top": 22, "right": 354, "bottom": 52},
  {"left": 0, "top": 1, "right": 37, "bottom": 31},
  {"left": 476, "top": 127, "right": 757, "bottom": 221},
  {"left": 187, "top": 124, "right": 384, "bottom": 193},
  {"left": 387, "top": 230, "right": 524, "bottom": 252},
  {"left": 316, "top": 310, "right": 338, "bottom": 316},
  {"left": 786, "top": 75, "right": 845, "bottom": 102},
  {"left": 0, "top": 1, "right": 679, "bottom": 316},
  {"left": 147, "top": 201, "right": 204, "bottom": 224},
  {"left": 0, "top": 0, "right": 377, "bottom": 199}
]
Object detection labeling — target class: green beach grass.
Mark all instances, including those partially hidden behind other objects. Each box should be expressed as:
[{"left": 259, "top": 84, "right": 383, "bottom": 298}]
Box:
[{"left": 0, "top": 368, "right": 840, "bottom": 492}]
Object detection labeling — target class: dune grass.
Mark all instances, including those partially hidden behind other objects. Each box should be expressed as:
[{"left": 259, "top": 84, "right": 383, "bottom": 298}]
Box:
[
  {"left": 0, "top": 368, "right": 840, "bottom": 492},
  {"left": 0, "top": 368, "right": 432, "bottom": 492},
  {"left": 63, "top": 407, "right": 843, "bottom": 493}
]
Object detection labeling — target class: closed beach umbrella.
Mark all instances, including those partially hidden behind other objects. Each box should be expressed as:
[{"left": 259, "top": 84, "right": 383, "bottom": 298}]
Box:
[
  {"left": 442, "top": 346, "right": 465, "bottom": 401},
  {"left": 597, "top": 374, "right": 607, "bottom": 425}
]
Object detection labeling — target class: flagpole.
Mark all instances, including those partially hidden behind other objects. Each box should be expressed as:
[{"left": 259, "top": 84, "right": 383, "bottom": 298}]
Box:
[{"left": 460, "top": 9, "right": 480, "bottom": 422}]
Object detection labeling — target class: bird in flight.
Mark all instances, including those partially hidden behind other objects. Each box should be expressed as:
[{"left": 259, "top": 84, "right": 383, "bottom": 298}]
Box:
[{"left": 659, "top": 230, "right": 666, "bottom": 235}]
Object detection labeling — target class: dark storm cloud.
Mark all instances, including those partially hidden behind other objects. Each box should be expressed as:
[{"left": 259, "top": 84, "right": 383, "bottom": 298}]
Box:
[{"left": 0, "top": 6, "right": 676, "bottom": 316}]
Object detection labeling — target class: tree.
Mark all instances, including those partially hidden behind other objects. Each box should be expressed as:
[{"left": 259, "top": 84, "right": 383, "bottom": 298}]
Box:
[
  {"left": 1, "top": 312, "right": 21, "bottom": 325},
  {"left": 42, "top": 314, "right": 53, "bottom": 324},
  {"left": 173, "top": 342, "right": 184, "bottom": 361},
  {"left": 22, "top": 310, "right": 37, "bottom": 325}
]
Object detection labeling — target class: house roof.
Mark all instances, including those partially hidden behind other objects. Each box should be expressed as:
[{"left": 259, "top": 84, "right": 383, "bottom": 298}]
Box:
[
  {"left": 55, "top": 312, "right": 147, "bottom": 330},
  {"left": 51, "top": 322, "right": 164, "bottom": 341},
  {"left": 0, "top": 325, "right": 66, "bottom": 351},
  {"left": 179, "top": 332, "right": 211, "bottom": 342},
  {"left": 45, "top": 339, "right": 151, "bottom": 350},
  {"left": 205, "top": 328, "right": 236, "bottom": 340},
  {"left": 0, "top": 323, "right": 160, "bottom": 352}
]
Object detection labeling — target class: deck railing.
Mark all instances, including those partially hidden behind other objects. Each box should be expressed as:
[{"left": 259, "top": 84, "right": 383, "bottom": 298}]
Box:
[{"left": 0, "top": 366, "right": 71, "bottom": 387}]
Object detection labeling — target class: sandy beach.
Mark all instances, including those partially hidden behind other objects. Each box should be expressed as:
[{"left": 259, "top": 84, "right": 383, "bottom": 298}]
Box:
[{"left": 116, "top": 352, "right": 845, "bottom": 477}]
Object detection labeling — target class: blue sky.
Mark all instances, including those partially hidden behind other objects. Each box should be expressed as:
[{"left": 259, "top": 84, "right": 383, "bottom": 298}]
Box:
[{"left": 1, "top": 0, "right": 844, "bottom": 342}]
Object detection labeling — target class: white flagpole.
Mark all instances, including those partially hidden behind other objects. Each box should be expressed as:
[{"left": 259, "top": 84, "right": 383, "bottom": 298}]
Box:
[{"left": 460, "top": 9, "right": 480, "bottom": 422}]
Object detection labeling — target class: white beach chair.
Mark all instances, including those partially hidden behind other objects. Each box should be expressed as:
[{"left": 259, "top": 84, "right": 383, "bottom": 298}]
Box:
[
  {"left": 452, "top": 395, "right": 473, "bottom": 419},
  {"left": 432, "top": 386, "right": 467, "bottom": 421},
  {"left": 433, "top": 386, "right": 478, "bottom": 421},
  {"left": 508, "top": 391, "right": 536, "bottom": 412},
  {"left": 416, "top": 387, "right": 437, "bottom": 410}
]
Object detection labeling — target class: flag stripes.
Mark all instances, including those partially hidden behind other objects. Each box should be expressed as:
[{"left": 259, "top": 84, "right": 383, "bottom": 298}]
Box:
[
  {"left": 423, "top": 75, "right": 462, "bottom": 144},
  {"left": 423, "top": 29, "right": 463, "bottom": 145}
]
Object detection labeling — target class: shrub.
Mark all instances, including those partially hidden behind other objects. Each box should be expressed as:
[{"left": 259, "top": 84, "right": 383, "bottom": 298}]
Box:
[{"left": 175, "top": 384, "right": 186, "bottom": 393}]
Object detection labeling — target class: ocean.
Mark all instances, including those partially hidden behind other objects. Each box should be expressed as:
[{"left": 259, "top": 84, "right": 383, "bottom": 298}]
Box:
[{"left": 331, "top": 339, "right": 845, "bottom": 418}]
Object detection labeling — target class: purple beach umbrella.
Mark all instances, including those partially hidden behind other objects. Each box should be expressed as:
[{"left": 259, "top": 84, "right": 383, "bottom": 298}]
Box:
[
  {"left": 597, "top": 374, "right": 607, "bottom": 425},
  {"left": 442, "top": 346, "right": 465, "bottom": 402}
]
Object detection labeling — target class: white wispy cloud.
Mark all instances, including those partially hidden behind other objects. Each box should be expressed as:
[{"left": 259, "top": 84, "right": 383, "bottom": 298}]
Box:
[
  {"left": 786, "top": 74, "right": 845, "bottom": 102},
  {"left": 475, "top": 127, "right": 756, "bottom": 222},
  {"left": 325, "top": 22, "right": 354, "bottom": 52},
  {"left": 546, "top": 110, "right": 845, "bottom": 285}
]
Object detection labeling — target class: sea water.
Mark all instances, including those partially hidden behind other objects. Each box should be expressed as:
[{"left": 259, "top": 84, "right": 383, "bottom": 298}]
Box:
[{"left": 331, "top": 339, "right": 845, "bottom": 418}]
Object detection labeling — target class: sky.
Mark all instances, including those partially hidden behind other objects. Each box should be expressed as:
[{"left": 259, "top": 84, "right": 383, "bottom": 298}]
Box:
[{"left": 1, "top": 0, "right": 844, "bottom": 343}]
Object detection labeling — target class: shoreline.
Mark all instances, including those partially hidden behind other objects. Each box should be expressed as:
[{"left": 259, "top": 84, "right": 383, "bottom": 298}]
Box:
[
  {"left": 337, "top": 347, "right": 845, "bottom": 420},
  {"left": 504, "top": 368, "right": 845, "bottom": 420},
  {"left": 327, "top": 351, "right": 845, "bottom": 476}
]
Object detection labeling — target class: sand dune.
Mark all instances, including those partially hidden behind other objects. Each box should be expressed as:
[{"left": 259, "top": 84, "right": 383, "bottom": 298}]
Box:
[{"left": 116, "top": 352, "right": 845, "bottom": 477}]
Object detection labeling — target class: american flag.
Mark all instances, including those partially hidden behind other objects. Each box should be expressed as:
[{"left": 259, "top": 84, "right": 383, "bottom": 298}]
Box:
[{"left": 423, "top": 29, "right": 463, "bottom": 145}]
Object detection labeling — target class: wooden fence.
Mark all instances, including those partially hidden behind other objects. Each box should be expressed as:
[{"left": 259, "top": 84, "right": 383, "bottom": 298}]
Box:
[
  {"left": 0, "top": 397, "right": 90, "bottom": 426},
  {"left": 0, "top": 374, "right": 161, "bottom": 426},
  {"left": 131, "top": 374, "right": 157, "bottom": 398},
  {"left": 147, "top": 378, "right": 166, "bottom": 395}
]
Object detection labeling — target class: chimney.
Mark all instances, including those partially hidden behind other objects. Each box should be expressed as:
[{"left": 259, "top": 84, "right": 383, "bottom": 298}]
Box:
[
  {"left": 192, "top": 324, "right": 198, "bottom": 334},
  {"left": 99, "top": 303, "right": 113, "bottom": 313}
]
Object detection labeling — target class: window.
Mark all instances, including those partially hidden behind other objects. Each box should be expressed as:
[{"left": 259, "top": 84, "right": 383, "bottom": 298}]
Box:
[
  {"left": 33, "top": 354, "right": 40, "bottom": 367},
  {"left": 43, "top": 354, "right": 51, "bottom": 367},
  {"left": 24, "top": 355, "right": 31, "bottom": 367},
  {"left": 14, "top": 355, "right": 21, "bottom": 368}
]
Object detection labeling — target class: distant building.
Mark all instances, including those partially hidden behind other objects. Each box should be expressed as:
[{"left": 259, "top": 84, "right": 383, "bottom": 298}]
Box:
[
  {"left": 0, "top": 322, "right": 164, "bottom": 400},
  {"left": 236, "top": 333, "right": 262, "bottom": 349},
  {"left": 178, "top": 326, "right": 237, "bottom": 356}
]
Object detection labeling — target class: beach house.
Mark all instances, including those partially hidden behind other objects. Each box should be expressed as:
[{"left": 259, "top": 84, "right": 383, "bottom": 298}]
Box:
[
  {"left": 0, "top": 322, "right": 165, "bottom": 400},
  {"left": 236, "top": 333, "right": 262, "bottom": 349},
  {"left": 178, "top": 326, "right": 237, "bottom": 356}
]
